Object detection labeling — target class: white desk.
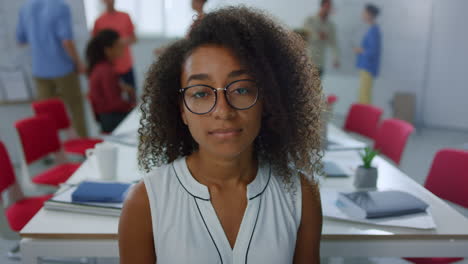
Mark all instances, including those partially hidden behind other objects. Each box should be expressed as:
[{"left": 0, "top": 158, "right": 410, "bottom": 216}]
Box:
[
  {"left": 326, "top": 125, "right": 367, "bottom": 151},
  {"left": 320, "top": 150, "right": 468, "bottom": 257},
  {"left": 20, "top": 111, "right": 468, "bottom": 263}
]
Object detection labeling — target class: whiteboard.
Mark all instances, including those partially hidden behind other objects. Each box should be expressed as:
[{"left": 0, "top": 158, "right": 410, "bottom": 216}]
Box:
[
  {"left": 422, "top": 0, "right": 468, "bottom": 130},
  {"left": 0, "top": 0, "right": 89, "bottom": 102}
]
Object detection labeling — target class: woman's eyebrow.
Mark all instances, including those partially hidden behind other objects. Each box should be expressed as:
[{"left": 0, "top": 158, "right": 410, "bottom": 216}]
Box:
[
  {"left": 187, "top": 73, "right": 211, "bottom": 84},
  {"left": 186, "top": 70, "right": 249, "bottom": 85},
  {"left": 228, "top": 69, "right": 249, "bottom": 79}
]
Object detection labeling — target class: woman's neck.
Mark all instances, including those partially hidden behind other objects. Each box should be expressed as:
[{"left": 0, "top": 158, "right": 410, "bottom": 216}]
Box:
[{"left": 186, "top": 147, "right": 258, "bottom": 190}]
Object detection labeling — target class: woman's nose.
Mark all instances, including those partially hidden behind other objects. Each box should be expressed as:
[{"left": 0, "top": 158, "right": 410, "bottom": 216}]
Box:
[{"left": 212, "top": 89, "right": 236, "bottom": 119}]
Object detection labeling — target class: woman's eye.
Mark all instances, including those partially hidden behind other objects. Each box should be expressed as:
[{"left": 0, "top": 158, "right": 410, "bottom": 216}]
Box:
[
  {"left": 233, "top": 88, "right": 249, "bottom": 95},
  {"left": 193, "top": 92, "right": 208, "bottom": 98}
]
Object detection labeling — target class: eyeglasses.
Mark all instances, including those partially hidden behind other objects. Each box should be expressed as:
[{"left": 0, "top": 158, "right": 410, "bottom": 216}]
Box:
[{"left": 179, "top": 79, "right": 259, "bottom": 115}]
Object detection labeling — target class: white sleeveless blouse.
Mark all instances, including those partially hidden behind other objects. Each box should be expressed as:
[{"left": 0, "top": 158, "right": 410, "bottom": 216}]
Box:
[{"left": 143, "top": 157, "right": 302, "bottom": 264}]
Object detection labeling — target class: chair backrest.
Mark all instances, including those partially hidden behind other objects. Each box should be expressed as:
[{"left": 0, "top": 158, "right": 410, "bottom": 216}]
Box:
[
  {"left": 374, "top": 118, "right": 414, "bottom": 165},
  {"left": 424, "top": 149, "right": 468, "bottom": 208},
  {"left": 327, "top": 94, "right": 338, "bottom": 105},
  {"left": 32, "top": 98, "right": 71, "bottom": 130},
  {"left": 15, "top": 115, "right": 61, "bottom": 164},
  {"left": 0, "top": 142, "right": 16, "bottom": 194},
  {"left": 344, "top": 103, "right": 383, "bottom": 139}
]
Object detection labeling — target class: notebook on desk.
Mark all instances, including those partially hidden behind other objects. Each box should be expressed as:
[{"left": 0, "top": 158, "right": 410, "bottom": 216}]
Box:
[
  {"left": 104, "top": 131, "right": 138, "bottom": 147},
  {"left": 72, "top": 181, "right": 131, "bottom": 203},
  {"left": 323, "top": 161, "right": 350, "bottom": 177},
  {"left": 45, "top": 181, "right": 133, "bottom": 217},
  {"left": 326, "top": 139, "right": 366, "bottom": 151},
  {"left": 320, "top": 188, "right": 436, "bottom": 229},
  {"left": 337, "top": 190, "right": 429, "bottom": 219}
]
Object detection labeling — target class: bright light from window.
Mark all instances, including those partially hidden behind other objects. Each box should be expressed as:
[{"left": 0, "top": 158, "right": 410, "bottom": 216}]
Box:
[{"left": 83, "top": 0, "right": 193, "bottom": 37}]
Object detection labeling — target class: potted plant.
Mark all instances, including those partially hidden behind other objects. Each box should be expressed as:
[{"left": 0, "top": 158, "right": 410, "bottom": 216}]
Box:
[{"left": 354, "top": 147, "right": 379, "bottom": 189}]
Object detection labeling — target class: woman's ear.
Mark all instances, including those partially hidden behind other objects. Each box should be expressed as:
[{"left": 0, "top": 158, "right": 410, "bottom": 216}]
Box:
[{"left": 180, "top": 105, "right": 188, "bottom": 125}]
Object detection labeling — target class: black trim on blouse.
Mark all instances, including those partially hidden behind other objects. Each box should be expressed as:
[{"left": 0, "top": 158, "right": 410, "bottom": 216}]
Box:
[{"left": 194, "top": 197, "right": 223, "bottom": 264}]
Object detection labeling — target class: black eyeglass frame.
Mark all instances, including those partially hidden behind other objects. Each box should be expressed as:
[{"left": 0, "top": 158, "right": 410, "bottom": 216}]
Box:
[{"left": 178, "top": 79, "right": 259, "bottom": 115}]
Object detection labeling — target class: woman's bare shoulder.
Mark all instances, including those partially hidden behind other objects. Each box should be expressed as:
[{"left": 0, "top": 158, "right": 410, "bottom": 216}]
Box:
[
  {"left": 125, "top": 181, "right": 150, "bottom": 209},
  {"left": 293, "top": 174, "right": 322, "bottom": 264},
  {"left": 119, "top": 181, "right": 156, "bottom": 263},
  {"left": 120, "top": 181, "right": 152, "bottom": 233},
  {"left": 299, "top": 174, "right": 321, "bottom": 204}
]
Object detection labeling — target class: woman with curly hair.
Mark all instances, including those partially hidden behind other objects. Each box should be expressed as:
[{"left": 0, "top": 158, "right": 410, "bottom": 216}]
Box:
[{"left": 119, "top": 6, "right": 324, "bottom": 264}]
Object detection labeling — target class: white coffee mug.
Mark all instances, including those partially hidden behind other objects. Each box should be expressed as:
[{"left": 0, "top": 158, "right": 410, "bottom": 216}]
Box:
[{"left": 86, "top": 143, "right": 118, "bottom": 180}]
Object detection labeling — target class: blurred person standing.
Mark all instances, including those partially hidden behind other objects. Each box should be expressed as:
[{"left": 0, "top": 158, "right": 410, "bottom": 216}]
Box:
[
  {"left": 93, "top": 0, "right": 137, "bottom": 90},
  {"left": 354, "top": 4, "right": 381, "bottom": 104},
  {"left": 16, "top": 0, "right": 88, "bottom": 137},
  {"left": 303, "top": 0, "right": 340, "bottom": 77},
  {"left": 86, "top": 30, "right": 134, "bottom": 133}
]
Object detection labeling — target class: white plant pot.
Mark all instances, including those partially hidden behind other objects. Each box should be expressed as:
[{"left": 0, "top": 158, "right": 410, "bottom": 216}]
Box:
[{"left": 354, "top": 166, "right": 378, "bottom": 189}]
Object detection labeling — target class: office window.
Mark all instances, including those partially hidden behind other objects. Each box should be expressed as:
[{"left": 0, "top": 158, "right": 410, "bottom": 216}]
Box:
[{"left": 83, "top": 0, "right": 193, "bottom": 37}]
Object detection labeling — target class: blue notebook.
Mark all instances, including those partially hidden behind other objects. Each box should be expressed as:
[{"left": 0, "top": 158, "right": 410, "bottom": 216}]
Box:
[{"left": 71, "top": 181, "right": 131, "bottom": 203}]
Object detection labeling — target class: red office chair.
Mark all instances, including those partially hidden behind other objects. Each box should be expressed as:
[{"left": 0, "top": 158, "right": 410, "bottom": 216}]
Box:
[
  {"left": 327, "top": 94, "right": 338, "bottom": 106},
  {"left": 344, "top": 103, "right": 383, "bottom": 139},
  {"left": 32, "top": 98, "right": 102, "bottom": 156},
  {"left": 0, "top": 141, "right": 52, "bottom": 235},
  {"left": 374, "top": 118, "right": 414, "bottom": 165},
  {"left": 0, "top": 142, "right": 93, "bottom": 262},
  {"left": 405, "top": 149, "right": 467, "bottom": 264},
  {"left": 15, "top": 116, "right": 81, "bottom": 187}
]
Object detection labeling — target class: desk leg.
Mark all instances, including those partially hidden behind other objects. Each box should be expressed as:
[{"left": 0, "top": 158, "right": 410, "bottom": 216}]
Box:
[
  {"left": 21, "top": 253, "right": 40, "bottom": 264},
  {"left": 328, "top": 257, "right": 344, "bottom": 264},
  {"left": 20, "top": 238, "right": 40, "bottom": 264}
]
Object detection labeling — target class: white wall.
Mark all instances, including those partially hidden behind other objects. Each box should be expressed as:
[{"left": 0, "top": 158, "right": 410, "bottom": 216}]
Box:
[
  {"left": 239, "top": 0, "right": 468, "bottom": 130},
  {"left": 211, "top": 0, "right": 318, "bottom": 29},
  {"left": 422, "top": 0, "right": 468, "bottom": 130},
  {"left": 84, "top": 0, "right": 202, "bottom": 37},
  {"left": 218, "top": 0, "right": 432, "bottom": 125},
  {"left": 52, "top": 0, "right": 468, "bottom": 131}
]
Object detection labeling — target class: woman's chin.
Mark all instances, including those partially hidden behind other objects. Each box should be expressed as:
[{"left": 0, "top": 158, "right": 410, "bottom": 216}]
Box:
[{"left": 201, "top": 144, "right": 253, "bottom": 160}]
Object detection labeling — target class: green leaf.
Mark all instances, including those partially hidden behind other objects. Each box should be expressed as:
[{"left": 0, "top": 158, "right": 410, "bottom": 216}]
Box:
[{"left": 360, "top": 147, "right": 379, "bottom": 168}]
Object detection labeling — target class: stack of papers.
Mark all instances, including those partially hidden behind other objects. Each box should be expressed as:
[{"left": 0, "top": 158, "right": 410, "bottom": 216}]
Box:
[
  {"left": 104, "top": 131, "right": 138, "bottom": 147},
  {"left": 326, "top": 139, "right": 366, "bottom": 151},
  {"left": 45, "top": 182, "right": 133, "bottom": 217},
  {"left": 323, "top": 161, "right": 350, "bottom": 178},
  {"left": 326, "top": 124, "right": 367, "bottom": 151},
  {"left": 320, "top": 188, "right": 436, "bottom": 229},
  {"left": 338, "top": 190, "right": 429, "bottom": 219}
]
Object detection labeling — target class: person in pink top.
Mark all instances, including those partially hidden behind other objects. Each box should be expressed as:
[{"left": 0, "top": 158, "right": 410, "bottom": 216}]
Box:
[{"left": 93, "top": 0, "right": 137, "bottom": 90}]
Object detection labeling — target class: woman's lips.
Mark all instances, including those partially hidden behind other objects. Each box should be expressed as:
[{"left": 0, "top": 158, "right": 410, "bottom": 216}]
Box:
[{"left": 208, "top": 128, "right": 243, "bottom": 139}]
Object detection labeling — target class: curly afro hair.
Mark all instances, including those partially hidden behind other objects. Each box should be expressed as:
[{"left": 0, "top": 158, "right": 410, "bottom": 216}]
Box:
[{"left": 138, "top": 6, "right": 324, "bottom": 183}]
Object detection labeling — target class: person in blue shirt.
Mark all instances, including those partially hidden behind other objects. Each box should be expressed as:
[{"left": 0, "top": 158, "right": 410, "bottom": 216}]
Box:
[
  {"left": 16, "top": 0, "right": 88, "bottom": 137},
  {"left": 354, "top": 4, "right": 381, "bottom": 104}
]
